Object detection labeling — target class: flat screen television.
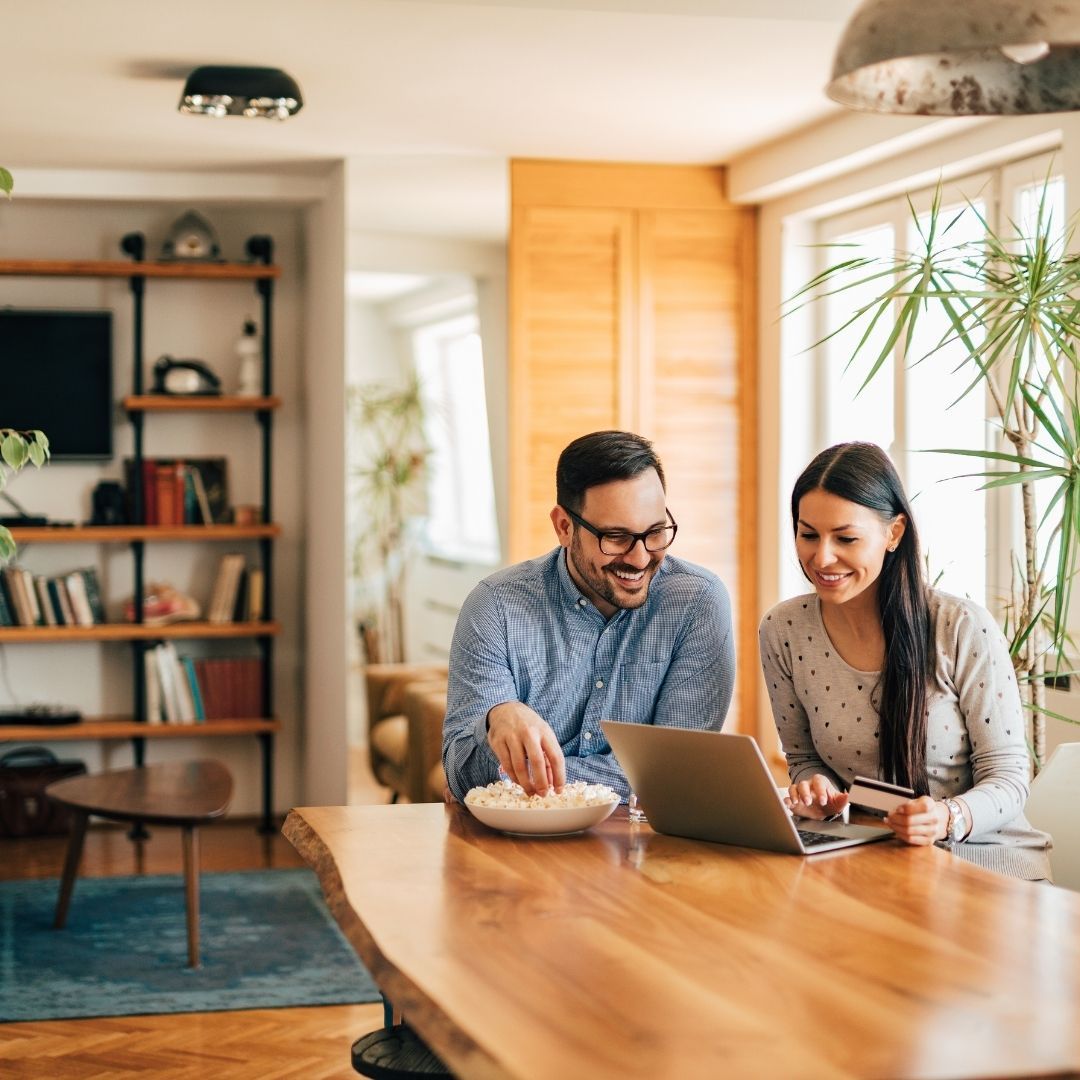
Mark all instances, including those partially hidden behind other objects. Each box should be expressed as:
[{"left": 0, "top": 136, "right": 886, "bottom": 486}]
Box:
[{"left": 0, "top": 309, "right": 113, "bottom": 461}]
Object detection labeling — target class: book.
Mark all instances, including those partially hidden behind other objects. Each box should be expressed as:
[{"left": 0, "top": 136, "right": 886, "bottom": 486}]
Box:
[
  {"left": 20, "top": 568, "right": 42, "bottom": 626},
  {"left": 144, "top": 646, "right": 164, "bottom": 724},
  {"left": 77, "top": 567, "right": 107, "bottom": 624},
  {"left": 143, "top": 460, "right": 158, "bottom": 525},
  {"left": 208, "top": 553, "right": 245, "bottom": 623},
  {"left": 49, "top": 578, "right": 76, "bottom": 626},
  {"left": 199, "top": 656, "right": 264, "bottom": 719},
  {"left": 33, "top": 577, "right": 58, "bottom": 626},
  {"left": 181, "top": 656, "right": 206, "bottom": 722},
  {"left": 154, "top": 643, "right": 181, "bottom": 723},
  {"left": 0, "top": 580, "right": 13, "bottom": 626},
  {"left": 125, "top": 457, "right": 228, "bottom": 526},
  {"left": 4, "top": 568, "right": 34, "bottom": 626},
  {"left": 155, "top": 462, "right": 179, "bottom": 526},
  {"left": 245, "top": 567, "right": 265, "bottom": 622},
  {"left": 232, "top": 569, "right": 248, "bottom": 622},
  {"left": 189, "top": 466, "right": 213, "bottom": 525},
  {"left": 163, "top": 642, "right": 196, "bottom": 723},
  {"left": 64, "top": 571, "right": 94, "bottom": 627}
]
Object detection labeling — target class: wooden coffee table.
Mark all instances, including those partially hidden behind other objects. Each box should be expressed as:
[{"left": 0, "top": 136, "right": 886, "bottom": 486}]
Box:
[{"left": 46, "top": 759, "right": 233, "bottom": 968}]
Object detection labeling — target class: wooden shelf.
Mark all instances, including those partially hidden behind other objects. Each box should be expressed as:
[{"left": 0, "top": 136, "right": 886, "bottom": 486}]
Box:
[
  {"left": 0, "top": 621, "right": 281, "bottom": 643},
  {"left": 123, "top": 395, "right": 281, "bottom": 412},
  {"left": 1, "top": 236, "right": 282, "bottom": 832},
  {"left": 9, "top": 524, "right": 281, "bottom": 544},
  {"left": 0, "top": 259, "right": 280, "bottom": 280},
  {"left": 0, "top": 718, "right": 280, "bottom": 742}
]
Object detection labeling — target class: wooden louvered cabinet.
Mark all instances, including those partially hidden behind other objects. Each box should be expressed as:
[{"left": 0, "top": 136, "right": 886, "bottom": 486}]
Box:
[{"left": 509, "top": 160, "right": 757, "bottom": 730}]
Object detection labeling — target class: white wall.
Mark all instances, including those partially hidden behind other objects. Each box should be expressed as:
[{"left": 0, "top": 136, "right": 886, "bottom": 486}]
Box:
[
  {"left": 0, "top": 196, "right": 307, "bottom": 816},
  {"left": 301, "top": 162, "right": 350, "bottom": 808}
]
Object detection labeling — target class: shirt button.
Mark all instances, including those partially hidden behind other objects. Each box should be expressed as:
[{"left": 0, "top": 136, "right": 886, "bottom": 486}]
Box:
[
  {"left": 583, "top": 731, "right": 592, "bottom": 740},
  {"left": 595, "top": 679, "right": 604, "bottom": 689},
  {"left": 578, "top": 598, "right": 588, "bottom": 607}
]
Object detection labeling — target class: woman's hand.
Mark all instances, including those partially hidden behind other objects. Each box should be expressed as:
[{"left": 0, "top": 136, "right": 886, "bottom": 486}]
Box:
[
  {"left": 785, "top": 775, "right": 848, "bottom": 820},
  {"left": 885, "top": 796, "right": 949, "bottom": 845}
]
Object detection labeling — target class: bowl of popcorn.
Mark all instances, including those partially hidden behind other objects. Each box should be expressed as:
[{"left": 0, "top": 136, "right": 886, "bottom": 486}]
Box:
[{"left": 464, "top": 779, "right": 620, "bottom": 836}]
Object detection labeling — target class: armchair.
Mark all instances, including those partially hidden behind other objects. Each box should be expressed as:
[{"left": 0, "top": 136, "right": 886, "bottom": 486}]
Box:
[{"left": 364, "top": 663, "right": 448, "bottom": 803}]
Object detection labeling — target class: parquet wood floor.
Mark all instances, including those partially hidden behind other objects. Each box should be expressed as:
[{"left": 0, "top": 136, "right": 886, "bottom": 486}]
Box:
[{"left": 0, "top": 747, "right": 389, "bottom": 1079}]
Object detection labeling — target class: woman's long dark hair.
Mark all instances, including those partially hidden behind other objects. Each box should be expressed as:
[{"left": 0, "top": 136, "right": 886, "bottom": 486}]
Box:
[{"left": 791, "top": 442, "right": 931, "bottom": 794}]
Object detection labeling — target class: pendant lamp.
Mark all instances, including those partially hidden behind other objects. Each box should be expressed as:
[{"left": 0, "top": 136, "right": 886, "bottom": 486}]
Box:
[
  {"left": 179, "top": 65, "right": 303, "bottom": 120},
  {"left": 827, "top": 0, "right": 1080, "bottom": 114}
]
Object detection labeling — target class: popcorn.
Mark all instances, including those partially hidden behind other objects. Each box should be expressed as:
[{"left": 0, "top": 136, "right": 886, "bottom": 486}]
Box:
[{"left": 464, "top": 779, "right": 618, "bottom": 810}]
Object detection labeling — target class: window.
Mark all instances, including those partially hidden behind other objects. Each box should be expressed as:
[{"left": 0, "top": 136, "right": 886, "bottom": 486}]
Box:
[
  {"left": 412, "top": 312, "right": 500, "bottom": 565},
  {"left": 783, "top": 155, "right": 1065, "bottom": 612}
]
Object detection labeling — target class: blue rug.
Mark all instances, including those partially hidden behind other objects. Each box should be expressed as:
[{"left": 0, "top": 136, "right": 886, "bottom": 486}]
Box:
[{"left": 0, "top": 868, "right": 380, "bottom": 1021}]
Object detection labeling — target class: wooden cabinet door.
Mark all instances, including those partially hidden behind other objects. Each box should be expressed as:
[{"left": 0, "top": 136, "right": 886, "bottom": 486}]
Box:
[
  {"left": 509, "top": 205, "right": 636, "bottom": 559},
  {"left": 508, "top": 162, "right": 756, "bottom": 731},
  {"left": 637, "top": 206, "right": 756, "bottom": 727}
]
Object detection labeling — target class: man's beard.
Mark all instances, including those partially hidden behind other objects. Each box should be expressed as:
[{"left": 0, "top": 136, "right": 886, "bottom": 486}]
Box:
[{"left": 569, "top": 530, "right": 660, "bottom": 611}]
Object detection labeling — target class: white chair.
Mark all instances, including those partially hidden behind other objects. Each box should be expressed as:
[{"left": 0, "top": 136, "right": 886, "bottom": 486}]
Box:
[{"left": 1026, "top": 743, "right": 1080, "bottom": 891}]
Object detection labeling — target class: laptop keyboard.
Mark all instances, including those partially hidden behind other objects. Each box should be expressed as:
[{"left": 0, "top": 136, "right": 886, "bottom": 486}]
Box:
[{"left": 798, "top": 829, "right": 843, "bottom": 847}]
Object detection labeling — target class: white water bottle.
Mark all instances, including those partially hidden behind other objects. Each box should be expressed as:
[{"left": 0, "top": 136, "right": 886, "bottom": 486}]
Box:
[{"left": 235, "top": 318, "right": 261, "bottom": 397}]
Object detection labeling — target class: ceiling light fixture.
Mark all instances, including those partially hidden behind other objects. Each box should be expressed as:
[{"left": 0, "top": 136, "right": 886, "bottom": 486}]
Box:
[
  {"left": 179, "top": 65, "right": 303, "bottom": 120},
  {"left": 827, "top": 0, "right": 1080, "bottom": 115}
]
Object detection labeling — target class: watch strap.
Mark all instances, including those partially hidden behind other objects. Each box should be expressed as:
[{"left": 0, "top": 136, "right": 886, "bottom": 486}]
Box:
[{"left": 943, "top": 797, "right": 966, "bottom": 844}]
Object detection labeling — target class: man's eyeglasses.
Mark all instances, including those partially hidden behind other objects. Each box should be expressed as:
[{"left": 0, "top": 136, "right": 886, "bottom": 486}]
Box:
[{"left": 561, "top": 506, "right": 678, "bottom": 556}]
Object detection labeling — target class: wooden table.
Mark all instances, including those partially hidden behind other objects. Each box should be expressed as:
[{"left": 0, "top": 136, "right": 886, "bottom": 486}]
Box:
[
  {"left": 284, "top": 803, "right": 1080, "bottom": 1079},
  {"left": 47, "top": 759, "right": 233, "bottom": 968}
]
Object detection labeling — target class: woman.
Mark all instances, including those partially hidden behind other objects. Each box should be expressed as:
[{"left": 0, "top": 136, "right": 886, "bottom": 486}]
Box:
[{"left": 759, "top": 442, "right": 1050, "bottom": 881}]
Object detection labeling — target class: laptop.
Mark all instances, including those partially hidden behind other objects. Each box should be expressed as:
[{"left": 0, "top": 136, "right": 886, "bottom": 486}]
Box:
[{"left": 600, "top": 720, "right": 894, "bottom": 855}]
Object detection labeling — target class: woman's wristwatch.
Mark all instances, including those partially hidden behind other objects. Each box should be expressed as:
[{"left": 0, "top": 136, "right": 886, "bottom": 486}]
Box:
[{"left": 942, "top": 797, "right": 967, "bottom": 844}]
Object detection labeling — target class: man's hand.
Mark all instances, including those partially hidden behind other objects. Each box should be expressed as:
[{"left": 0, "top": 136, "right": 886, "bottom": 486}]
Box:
[
  {"left": 486, "top": 701, "right": 566, "bottom": 796},
  {"left": 785, "top": 774, "right": 848, "bottom": 820}
]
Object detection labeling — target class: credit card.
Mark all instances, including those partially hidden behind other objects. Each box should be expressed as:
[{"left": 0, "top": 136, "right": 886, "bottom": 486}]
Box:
[{"left": 848, "top": 775, "right": 916, "bottom": 813}]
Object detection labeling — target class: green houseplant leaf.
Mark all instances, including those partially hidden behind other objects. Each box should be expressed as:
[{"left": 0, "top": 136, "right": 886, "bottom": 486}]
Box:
[{"left": 0, "top": 429, "right": 51, "bottom": 563}]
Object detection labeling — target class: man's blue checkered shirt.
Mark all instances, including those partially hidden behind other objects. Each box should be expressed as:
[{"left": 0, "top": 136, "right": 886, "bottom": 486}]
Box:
[{"left": 442, "top": 547, "right": 735, "bottom": 801}]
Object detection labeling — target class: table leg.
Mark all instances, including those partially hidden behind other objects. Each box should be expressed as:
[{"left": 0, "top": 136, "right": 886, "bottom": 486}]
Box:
[
  {"left": 182, "top": 825, "right": 200, "bottom": 968},
  {"left": 54, "top": 810, "right": 89, "bottom": 929},
  {"left": 257, "top": 731, "right": 276, "bottom": 834}
]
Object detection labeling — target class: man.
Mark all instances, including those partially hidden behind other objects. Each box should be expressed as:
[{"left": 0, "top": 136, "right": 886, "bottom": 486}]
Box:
[{"left": 442, "top": 430, "right": 735, "bottom": 802}]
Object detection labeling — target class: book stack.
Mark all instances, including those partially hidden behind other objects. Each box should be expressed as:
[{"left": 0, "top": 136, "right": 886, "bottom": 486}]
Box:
[
  {"left": 124, "top": 457, "right": 228, "bottom": 525},
  {"left": 0, "top": 566, "right": 107, "bottom": 627},
  {"left": 144, "top": 650, "right": 264, "bottom": 723},
  {"left": 207, "top": 554, "right": 265, "bottom": 623},
  {"left": 195, "top": 658, "right": 265, "bottom": 720}
]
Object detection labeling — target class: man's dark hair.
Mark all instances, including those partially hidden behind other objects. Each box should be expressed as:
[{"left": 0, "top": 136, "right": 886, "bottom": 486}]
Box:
[{"left": 555, "top": 431, "right": 666, "bottom": 513}]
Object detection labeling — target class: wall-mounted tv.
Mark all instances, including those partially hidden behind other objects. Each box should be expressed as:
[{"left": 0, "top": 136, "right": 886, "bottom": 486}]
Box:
[{"left": 0, "top": 309, "right": 113, "bottom": 461}]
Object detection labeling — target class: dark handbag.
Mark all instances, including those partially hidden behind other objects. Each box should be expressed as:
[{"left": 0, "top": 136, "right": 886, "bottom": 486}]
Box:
[{"left": 0, "top": 747, "right": 87, "bottom": 837}]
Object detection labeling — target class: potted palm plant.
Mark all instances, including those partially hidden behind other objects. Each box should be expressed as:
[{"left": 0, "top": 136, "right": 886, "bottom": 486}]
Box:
[
  {"left": 348, "top": 375, "right": 429, "bottom": 664},
  {"left": 791, "top": 181, "right": 1080, "bottom": 769}
]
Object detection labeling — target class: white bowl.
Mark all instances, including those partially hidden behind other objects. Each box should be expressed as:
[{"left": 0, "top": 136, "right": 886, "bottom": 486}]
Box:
[{"left": 465, "top": 799, "right": 618, "bottom": 837}]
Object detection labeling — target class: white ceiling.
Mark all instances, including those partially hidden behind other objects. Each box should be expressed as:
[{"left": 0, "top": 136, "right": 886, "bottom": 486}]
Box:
[{"left": 3, "top": 0, "right": 862, "bottom": 240}]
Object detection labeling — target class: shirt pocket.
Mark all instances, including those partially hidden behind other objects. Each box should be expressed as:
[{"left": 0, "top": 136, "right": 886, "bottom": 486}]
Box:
[{"left": 606, "top": 660, "right": 671, "bottom": 722}]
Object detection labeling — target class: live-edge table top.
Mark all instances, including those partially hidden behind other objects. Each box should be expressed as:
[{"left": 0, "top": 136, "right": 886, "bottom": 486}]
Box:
[{"left": 284, "top": 802, "right": 1080, "bottom": 1080}]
